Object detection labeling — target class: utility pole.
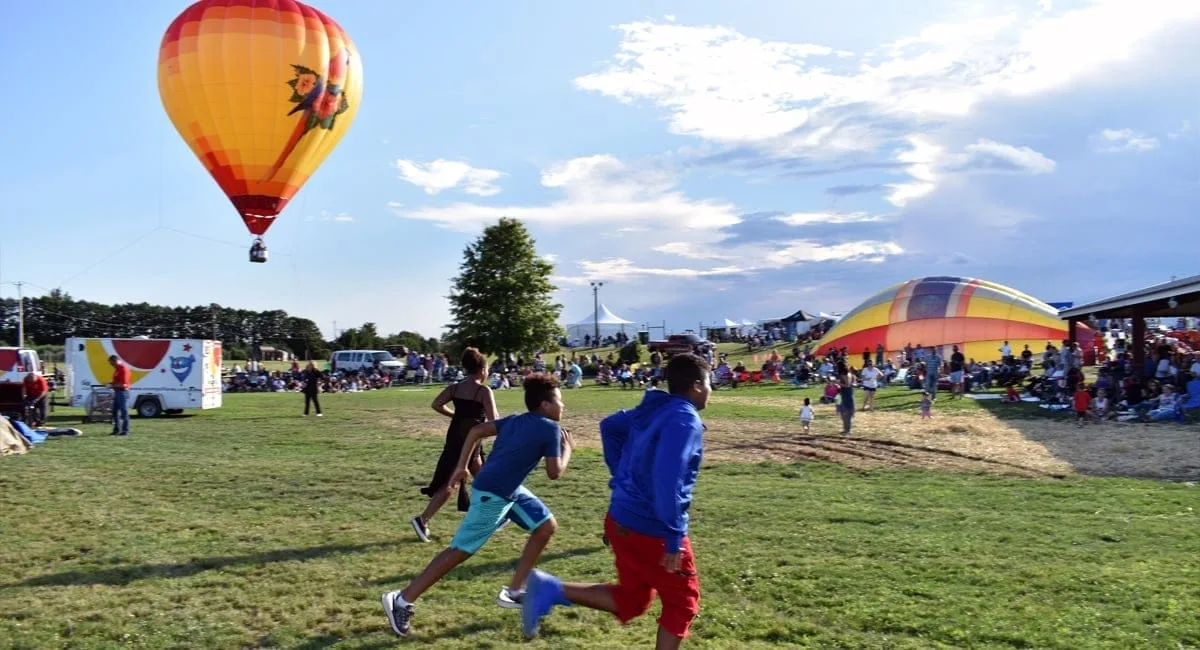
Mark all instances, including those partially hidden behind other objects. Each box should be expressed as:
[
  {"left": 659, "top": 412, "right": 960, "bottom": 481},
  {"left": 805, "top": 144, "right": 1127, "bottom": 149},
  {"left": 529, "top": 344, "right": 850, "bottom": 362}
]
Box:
[
  {"left": 590, "top": 281, "right": 603, "bottom": 347},
  {"left": 16, "top": 281, "right": 24, "bottom": 349},
  {"left": 2, "top": 280, "right": 25, "bottom": 348}
]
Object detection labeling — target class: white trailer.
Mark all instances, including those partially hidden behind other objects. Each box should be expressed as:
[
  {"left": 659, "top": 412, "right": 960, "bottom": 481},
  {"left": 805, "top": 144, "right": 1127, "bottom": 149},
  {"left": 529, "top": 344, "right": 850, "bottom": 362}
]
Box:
[{"left": 65, "top": 337, "right": 222, "bottom": 418}]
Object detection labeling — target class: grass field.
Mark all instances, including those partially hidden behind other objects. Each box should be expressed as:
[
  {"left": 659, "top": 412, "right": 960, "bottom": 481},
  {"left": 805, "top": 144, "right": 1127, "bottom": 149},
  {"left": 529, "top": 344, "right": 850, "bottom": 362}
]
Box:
[{"left": 3, "top": 384, "right": 1198, "bottom": 649}]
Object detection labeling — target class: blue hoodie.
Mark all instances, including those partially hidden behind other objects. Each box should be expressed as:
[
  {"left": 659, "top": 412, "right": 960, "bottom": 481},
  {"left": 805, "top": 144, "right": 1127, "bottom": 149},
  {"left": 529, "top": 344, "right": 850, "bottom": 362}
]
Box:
[{"left": 600, "top": 390, "right": 704, "bottom": 553}]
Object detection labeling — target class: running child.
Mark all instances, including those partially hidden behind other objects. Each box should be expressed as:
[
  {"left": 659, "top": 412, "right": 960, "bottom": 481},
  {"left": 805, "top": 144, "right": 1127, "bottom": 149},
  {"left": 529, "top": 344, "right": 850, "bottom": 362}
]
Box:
[
  {"left": 521, "top": 353, "right": 710, "bottom": 650},
  {"left": 381, "top": 373, "right": 573, "bottom": 638},
  {"left": 920, "top": 390, "right": 933, "bottom": 419},
  {"left": 799, "top": 397, "right": 814, "bottom": 433}
]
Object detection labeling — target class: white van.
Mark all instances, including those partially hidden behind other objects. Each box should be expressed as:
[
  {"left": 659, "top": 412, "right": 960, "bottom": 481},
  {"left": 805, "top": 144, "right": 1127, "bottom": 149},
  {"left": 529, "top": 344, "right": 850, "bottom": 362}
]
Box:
[{"left": 330, "top": 350, "right": 405, "bottom": 374}]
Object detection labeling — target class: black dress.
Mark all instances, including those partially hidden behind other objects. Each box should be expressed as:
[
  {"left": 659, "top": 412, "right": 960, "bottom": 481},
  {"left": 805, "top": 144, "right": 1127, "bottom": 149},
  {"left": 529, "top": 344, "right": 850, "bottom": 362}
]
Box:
[{"left": 421, "top": 382, "right": 487, "bottom": 512}]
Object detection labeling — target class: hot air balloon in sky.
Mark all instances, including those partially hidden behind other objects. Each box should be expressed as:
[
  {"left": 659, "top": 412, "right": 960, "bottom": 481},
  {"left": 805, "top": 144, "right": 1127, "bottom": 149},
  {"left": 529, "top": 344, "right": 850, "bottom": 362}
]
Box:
[
  {"left": 816, "top": 276, "right": 1093, "bottom": 363},
  {"left": 157, "top": 0, "right": 363, "bottom": 263}
]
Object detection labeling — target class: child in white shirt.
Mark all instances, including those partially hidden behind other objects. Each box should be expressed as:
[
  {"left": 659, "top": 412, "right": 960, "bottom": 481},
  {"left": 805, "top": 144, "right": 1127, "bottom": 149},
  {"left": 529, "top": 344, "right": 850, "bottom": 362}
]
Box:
[{"left": 799, "top": 397, "right": 814, "bottom": 433}]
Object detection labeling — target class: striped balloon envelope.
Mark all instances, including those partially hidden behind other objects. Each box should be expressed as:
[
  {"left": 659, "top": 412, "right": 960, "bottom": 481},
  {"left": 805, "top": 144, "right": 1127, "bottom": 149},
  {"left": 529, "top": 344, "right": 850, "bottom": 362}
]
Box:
[
  {"left": 816, "top": 277, "right": 1087, "bottom": 363},
  {"left": 158, "top": 0, "right": 362, "bottom": 242}
]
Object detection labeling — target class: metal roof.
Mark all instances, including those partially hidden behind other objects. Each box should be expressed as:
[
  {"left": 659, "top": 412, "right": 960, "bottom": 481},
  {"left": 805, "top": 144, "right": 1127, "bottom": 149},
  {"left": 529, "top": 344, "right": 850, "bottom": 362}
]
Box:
[{"left": 1060, "top": 274, "right": 1200, "bottom": 320}]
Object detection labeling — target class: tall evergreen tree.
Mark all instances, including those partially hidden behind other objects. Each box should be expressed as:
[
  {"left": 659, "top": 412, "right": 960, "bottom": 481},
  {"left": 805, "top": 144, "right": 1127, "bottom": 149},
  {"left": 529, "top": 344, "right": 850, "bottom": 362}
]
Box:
[{"left": 446, "top": 218, "right": 562, "bottom": 359}]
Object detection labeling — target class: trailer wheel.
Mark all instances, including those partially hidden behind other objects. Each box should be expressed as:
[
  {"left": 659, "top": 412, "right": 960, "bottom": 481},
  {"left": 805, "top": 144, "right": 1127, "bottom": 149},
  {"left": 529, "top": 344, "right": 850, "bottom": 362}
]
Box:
[{"left": 136, "top": 398, "right": 163, "bottom": 419}]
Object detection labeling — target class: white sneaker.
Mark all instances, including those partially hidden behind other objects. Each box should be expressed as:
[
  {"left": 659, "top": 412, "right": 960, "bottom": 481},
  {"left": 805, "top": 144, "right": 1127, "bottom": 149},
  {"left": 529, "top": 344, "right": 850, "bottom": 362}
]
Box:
[
  {"left": 496, "top": 586, "right": 524, "bottom": 609},
  {"left": 381, "top": 590, "right": 414, "bottom": 637},
  {"left": 411, "top": 516, "right": 430, "bottom": 543},
  {"left": 316, "top": 413, "right": 324, "bottom": 417}
]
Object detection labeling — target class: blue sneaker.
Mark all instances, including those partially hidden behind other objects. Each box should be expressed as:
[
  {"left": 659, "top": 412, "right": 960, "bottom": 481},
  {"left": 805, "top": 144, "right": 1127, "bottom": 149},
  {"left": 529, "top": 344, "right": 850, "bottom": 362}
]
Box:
[{"left": 521, "top": 569, "right": 563, "bottom": 639}]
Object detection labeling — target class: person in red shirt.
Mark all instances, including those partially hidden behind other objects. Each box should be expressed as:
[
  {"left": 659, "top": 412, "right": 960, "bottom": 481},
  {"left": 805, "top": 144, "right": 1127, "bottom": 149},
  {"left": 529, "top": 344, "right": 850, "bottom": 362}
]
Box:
[
  {"left": 22, "top": 373, "right": 49, "bottom": 426},
  {"left": 108, "top": 355, "right": 131, "bottom": 435},
  {"left": 1073, "top": 382, "right": 1092, "bottom": 425}
]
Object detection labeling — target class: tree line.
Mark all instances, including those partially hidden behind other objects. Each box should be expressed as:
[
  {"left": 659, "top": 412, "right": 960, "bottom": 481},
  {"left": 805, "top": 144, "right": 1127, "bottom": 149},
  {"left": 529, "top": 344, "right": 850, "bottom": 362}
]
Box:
[
  {"left": 1, "top": 217, "right": 565, "bottom": 362},
  {"left": 0, "top": 291, "right": 439, "bottom": 361}
]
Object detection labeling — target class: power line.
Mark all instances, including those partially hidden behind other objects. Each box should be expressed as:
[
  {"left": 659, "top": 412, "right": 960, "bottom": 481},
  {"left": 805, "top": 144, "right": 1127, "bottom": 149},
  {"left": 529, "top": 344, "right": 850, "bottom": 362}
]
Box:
[
  {"left": 160, "top": 226, "right": 295, "bottom": 257},
  {"left": 57, "top": 228, "right": 162, "bottom": 288}
]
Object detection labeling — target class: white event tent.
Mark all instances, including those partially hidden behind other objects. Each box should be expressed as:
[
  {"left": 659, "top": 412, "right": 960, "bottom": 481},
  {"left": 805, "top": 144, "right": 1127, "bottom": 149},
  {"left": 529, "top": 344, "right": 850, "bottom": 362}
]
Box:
[{"left": 565, "top": 303, "right": 636, "bottom": 344}]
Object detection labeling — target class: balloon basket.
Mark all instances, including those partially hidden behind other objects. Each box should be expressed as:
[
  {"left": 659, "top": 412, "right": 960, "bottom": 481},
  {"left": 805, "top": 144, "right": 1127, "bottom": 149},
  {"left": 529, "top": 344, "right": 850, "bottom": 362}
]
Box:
[{"left": 249, "top": 238, "right": 269, "bottom": 264}]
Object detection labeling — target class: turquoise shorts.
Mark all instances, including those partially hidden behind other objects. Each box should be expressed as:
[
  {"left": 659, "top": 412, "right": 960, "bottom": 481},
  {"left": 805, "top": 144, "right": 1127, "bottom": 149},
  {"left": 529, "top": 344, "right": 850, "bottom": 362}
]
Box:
[{"left": 449, "top": 486, "right": 552, "bottom": 554}]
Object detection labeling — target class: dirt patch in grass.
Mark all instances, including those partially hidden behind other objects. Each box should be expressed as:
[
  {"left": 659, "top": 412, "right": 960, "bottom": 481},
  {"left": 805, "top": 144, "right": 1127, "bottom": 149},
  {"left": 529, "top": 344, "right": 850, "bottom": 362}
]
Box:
[
  {"left": 374, "top": 409, "right": 1200, "bottom": 481},
  {"left": 698, "top": 412, "right": 1071, "bottom": 477}
]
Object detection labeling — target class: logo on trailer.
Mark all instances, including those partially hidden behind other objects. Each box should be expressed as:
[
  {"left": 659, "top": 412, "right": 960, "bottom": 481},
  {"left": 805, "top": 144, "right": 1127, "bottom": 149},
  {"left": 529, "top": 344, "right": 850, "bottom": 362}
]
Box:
[{"left": 170, "top": 354, "right": 197, "bottom": 384}]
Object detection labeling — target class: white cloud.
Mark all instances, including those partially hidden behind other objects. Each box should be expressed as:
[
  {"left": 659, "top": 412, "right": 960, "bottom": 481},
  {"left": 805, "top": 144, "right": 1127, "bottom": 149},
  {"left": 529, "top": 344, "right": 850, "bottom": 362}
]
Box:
[
  {"left": 773, "top": 211, "right": 885, "bottom": 226},
  {"left": 1167, "top": 120, "right": 1194, "bottom": 140},
  {"left": 394, "top": 159, "right": 505, "bottom": 196},
  {"left": 394, "top": 154, "right": 741, "bottom": 233},
  {"left": 952, "top": 139, "right": 1057, "bottom": 174},
  {"left": 651, "top": 239, "right": 903, "bottom": 265},
  {"left": 393, "top": 154, "right": 905, "bottom": 287},
  {"left": 305, "top": 210, "right": 355, "bottom": 223},
  {"left": 886, "top": 136, "right": 1056, "bottom": 206},
  {"left": 1092, "top": 128, "right": 1160, "bottom": 152},
  {"left": 574, "top": 3, "right": 1200, "bottom": 154}
]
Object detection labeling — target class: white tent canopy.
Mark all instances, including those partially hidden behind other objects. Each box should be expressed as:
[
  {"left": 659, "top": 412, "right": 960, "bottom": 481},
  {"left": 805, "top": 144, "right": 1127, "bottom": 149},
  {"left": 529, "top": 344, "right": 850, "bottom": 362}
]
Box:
[
  {"left": 571, "top": 303, "right": 635, "bottom": 326},
  {"left": 565, "top": 303, "right": 636, "bottom": 345}
]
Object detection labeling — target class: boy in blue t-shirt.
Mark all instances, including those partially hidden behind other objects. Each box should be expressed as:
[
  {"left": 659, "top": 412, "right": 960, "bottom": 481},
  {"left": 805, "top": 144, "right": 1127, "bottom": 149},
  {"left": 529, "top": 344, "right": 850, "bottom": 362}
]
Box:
[{"left": 382, "top": 373, "right": 573, "bottom": 638}]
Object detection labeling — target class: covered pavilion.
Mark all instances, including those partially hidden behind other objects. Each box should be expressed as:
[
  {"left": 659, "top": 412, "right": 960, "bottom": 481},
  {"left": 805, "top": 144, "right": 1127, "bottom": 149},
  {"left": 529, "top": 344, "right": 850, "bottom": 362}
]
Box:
[{"left": 1060, "top": 274, "right": 1200, "bottom": 378}]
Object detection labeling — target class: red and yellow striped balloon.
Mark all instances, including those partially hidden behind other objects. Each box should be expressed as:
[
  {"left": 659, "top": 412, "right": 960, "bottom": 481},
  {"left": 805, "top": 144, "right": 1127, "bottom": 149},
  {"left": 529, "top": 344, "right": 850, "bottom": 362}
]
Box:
[
  {"left": 816, "top": 276, "right": 1093, "bottom": 363},
  {"left": 158, "top": 0, "right": 363, "bottom": 237}
]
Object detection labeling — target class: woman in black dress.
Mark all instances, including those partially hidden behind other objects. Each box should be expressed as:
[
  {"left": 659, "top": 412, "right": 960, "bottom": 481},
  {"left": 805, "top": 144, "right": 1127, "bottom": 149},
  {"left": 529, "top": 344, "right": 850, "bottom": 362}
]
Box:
[
  {"left": 411, "top": 347, "right": 498, "bottom": 542},
  {"left": 301, "top": 361, "right": 323, "bottom": 416}
]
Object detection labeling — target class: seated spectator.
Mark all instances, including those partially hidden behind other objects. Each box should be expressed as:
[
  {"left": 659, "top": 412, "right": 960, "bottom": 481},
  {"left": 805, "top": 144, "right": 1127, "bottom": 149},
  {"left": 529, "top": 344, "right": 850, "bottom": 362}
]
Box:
[{"left": 820, "top": 382, "right": 839, "bottom": 404}]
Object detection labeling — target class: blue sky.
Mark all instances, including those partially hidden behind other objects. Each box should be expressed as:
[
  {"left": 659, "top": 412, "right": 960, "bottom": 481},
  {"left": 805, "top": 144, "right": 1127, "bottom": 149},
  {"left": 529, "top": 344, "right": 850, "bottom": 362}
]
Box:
[{"left": 2, "top": 0, "right": 1197, "bottom": 339}]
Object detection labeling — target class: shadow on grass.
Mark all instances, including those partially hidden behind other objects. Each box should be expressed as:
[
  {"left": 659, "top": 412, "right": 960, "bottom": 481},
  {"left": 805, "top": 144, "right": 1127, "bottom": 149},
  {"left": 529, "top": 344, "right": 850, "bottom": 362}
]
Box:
[
  {"left": 427, "top": 620, "right": 504, "bottom": 642},
  {"left": 370, "top": 546, "right": 606, "bottom": 586},
  {"left": 290, "top": 633, "right": 399, "bottom": 650},
  {"left": 39, "top": 414, "right": 91, "bottom": 425},
  {"left": 3, "top": 541, "right": 399, "bottom": 589},
  {"left": 974, "top": 400, "right": 1200, "bottom": 481},
  {"left": 40, "top": 413, "right": 200, "bottom": 425}
]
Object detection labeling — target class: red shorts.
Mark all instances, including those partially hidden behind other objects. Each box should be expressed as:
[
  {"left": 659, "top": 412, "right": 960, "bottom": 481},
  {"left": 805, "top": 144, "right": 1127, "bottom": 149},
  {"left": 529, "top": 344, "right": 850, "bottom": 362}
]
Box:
[{"left": 604, "top": 513, "right": 701, "bottom": 638}]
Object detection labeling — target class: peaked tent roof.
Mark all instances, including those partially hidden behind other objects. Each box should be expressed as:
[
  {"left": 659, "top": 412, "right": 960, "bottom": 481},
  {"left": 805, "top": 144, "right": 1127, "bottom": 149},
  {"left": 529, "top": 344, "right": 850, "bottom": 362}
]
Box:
[
  {"left": 570, "top": 303, "right": 635, "bottom": 326},
  {"left": 781, "top": 308, "right": 819, "bottom": 322}
]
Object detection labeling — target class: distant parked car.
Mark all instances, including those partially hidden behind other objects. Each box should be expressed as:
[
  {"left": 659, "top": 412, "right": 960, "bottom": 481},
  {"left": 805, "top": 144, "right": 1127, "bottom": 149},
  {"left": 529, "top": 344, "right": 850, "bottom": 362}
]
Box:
[{"left": 647, "top": 334, "right": 714, "bottom": 356}]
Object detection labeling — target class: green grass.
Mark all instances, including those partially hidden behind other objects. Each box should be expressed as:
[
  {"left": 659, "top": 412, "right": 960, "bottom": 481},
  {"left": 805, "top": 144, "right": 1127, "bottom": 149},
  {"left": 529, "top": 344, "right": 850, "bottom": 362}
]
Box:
[{"left": 2, "top": 388, "right": 1198, "bottom": 649}]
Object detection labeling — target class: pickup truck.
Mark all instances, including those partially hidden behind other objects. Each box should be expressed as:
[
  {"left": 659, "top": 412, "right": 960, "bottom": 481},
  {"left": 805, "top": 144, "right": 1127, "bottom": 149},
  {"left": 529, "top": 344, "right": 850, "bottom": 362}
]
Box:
[
  {"left": 646, "top": 334, "right": 714, "bottom": 356},
  {"left": 0, "top": 348, "right": 43, "bottom": 422}
]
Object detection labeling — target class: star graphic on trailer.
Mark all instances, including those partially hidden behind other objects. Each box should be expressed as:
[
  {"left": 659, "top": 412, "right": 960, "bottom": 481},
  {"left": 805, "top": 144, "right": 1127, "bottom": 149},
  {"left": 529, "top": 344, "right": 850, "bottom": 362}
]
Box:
[{"left": 183, "top": 344, "right": 193, "bottom": 352}]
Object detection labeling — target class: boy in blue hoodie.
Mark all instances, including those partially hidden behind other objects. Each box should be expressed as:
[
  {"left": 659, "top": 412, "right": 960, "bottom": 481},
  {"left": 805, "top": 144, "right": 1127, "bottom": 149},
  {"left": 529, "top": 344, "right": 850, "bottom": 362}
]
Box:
[
  {"left": 522, "top": 353, "right": 710, "bottom": 649},
  {"left": 381, "top": 373, "right": 573, "bottom": 638}
]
